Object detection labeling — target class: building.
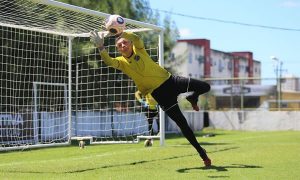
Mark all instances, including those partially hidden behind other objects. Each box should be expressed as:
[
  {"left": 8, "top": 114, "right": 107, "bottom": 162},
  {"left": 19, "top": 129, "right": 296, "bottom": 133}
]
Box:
[
  {"left": 170, "top": 39, "right": 266, "bottom": 110},
  {"left": 169, "top": 39, "right": 300, "bottom": 110},
  {"left": 170, "top": 39, "right": 261, "bottom": 85},
  {"left": 282, "top": 74, "right": 300, "bottom": 92}
]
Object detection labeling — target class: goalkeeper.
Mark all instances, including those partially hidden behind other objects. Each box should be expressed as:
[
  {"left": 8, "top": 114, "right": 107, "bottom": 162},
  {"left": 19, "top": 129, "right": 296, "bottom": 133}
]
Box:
[
  {"left": 135, "top": 90, "right": 160, "bottom": 136},
  {"left": 90, "top": 27, "right": 212, "bottom": 167}
]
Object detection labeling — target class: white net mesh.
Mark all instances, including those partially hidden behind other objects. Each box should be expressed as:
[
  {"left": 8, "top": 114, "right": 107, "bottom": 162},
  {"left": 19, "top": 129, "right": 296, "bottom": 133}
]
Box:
[
  {"left": 0, "top": 0, "right": 142, "bottom": 35},
  {"left": 0, "top": 0, "right": 162, "bottom": 150},
  {"left": 72, "top": 35, "right": 159, "bottom": 143}
]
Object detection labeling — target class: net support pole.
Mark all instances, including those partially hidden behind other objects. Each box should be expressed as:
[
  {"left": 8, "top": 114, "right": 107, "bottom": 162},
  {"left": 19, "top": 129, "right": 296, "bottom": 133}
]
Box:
[
  {"left": 68, "top": 36, "right": 73, "bottom": 143},
  {"left": 33, "top": 83, "right": 39, "bottom": 144},
  {"left": 158, "top": 30, "right": 165, "bottom": 146}
]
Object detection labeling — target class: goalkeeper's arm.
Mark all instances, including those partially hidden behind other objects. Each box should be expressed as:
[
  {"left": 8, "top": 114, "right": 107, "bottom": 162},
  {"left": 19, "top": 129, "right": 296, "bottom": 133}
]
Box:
[
  {"left": 118, "top": 32, "right": 144, "bottom": 49},
  {"left": 90, "top": 30, "right": 120, "bottom": 69},
  {"left": 135, "top": 91, "right": 144, "bottom": 103}
]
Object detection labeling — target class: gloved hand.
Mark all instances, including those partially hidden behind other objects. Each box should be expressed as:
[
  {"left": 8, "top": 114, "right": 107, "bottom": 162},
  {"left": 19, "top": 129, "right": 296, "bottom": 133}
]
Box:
[
  {"left": 89, "top": 30, "right": 104, "bottom": 50},
  {"left": 139, "top": 99, "right": 148, "bottom": 108}
]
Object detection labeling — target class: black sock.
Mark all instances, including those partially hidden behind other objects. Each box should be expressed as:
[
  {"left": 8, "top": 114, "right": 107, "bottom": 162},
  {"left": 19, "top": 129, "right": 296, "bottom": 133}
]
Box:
[{"left": 165, "top": 105, "right": 208, "bottom": 160}]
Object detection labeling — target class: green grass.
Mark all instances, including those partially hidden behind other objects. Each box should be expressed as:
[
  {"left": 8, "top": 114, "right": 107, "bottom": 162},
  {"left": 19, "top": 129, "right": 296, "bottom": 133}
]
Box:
[{"left": 1, "top": 129, "right": 300, "bottom": 179}]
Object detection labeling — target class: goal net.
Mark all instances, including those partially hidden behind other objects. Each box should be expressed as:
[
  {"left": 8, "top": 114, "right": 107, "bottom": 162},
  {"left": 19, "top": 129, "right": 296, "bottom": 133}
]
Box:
[{"left": 0, "top": 0, "right": 164, "bottom": 151}]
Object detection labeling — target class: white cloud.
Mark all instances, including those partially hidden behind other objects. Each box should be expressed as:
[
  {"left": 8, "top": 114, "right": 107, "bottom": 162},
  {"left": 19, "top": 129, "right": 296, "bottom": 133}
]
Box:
[
  {"left": 280, "top": 0, "right": 300, "bottom": 8},
  {"left": 179, "top": 28, "right": 193, "bottom": 38}
]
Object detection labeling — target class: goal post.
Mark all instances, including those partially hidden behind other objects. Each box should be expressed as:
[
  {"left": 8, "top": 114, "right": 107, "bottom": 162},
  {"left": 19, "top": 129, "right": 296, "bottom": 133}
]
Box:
[
  {"left": 0, "top": 0, "right": 165, "bottom": 151},
  {"left": 72, "top": 32, "right": 164, "bottom": 145}
]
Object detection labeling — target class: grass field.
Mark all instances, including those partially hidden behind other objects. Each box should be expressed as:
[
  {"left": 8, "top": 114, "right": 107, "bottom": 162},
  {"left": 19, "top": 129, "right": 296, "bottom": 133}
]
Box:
[{"left": 1, "top": 129, "right": 300, "bottom": 180}]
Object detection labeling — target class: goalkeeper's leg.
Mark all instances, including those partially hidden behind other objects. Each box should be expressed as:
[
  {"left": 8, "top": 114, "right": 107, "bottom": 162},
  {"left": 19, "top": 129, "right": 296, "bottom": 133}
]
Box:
[
  {"left": 165, "top": 104, "right": 211, "bottom": 166},
  {"left": 175, "top": 76, "right": 211, "bottom": 111},
  {"left": 147, "top": 118, "right": 154, "bottom": 135},
  {"left": 151, "top": 75, "right": 211, "bottom": 166},
  {"left": 156, "top": 118, "right": 160, "bottom": 135},
  {"left": 185, "top": 77, "right": 210, "bottom": 96},
  {"left": 145, "top": 108, "right": 157, "bottom": 136}
]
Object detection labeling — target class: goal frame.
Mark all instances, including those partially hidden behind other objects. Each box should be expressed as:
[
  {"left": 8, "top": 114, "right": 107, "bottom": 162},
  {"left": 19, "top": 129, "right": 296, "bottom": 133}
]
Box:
[
  {"left": 32, "top": 82, "right": 69, "bottom": 144},
  {"left": 0, "top": 0, "right": 165, "bottom": 151}
]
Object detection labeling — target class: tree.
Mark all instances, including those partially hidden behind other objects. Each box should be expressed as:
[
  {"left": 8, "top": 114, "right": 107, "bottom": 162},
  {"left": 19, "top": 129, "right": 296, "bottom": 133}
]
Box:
[
  {"left": 57, "top": 0, "right": 180, "bottom": 72},
  {"left": 161, "top": 14, "right": 180, "bottom": 73},
  {"left": 57, "top": 0, "right": 181, "bottom": 109}
]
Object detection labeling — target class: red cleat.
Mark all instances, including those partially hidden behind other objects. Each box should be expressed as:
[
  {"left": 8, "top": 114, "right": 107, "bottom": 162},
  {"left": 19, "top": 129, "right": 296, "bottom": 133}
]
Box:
[
  {"left": 203, "top": 158, "right": 211, "bottom": 167},
  {"left": 186, "top": 96, "right": 200, "bottom": 111},
  {"left": 191, "top": 104, "right": 200, "bottom": 111}
]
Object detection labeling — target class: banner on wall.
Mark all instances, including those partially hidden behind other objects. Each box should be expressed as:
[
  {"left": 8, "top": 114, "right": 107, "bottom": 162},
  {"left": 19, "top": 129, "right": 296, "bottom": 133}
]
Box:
[
  {"left": 0, "top": 113, "right": 34, "bottom": 144},
  {"left": 211, "top": 85, "right": 275, "bottom": 96}
]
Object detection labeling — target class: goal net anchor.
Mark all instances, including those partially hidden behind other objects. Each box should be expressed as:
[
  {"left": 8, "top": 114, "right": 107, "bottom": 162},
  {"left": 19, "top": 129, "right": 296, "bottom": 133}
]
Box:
[{"left": 70, "top": 136, "right": 94, "bottom": 146}]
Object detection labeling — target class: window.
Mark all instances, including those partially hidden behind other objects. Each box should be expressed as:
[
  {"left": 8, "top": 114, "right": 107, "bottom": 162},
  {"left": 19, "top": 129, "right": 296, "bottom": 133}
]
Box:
[
  {"left": 189, "top": 53, "right": 193, "bottom": 63},
  {"left": 169, "top": 53, "right": 175, "bottom": 60},
  {"left": 197, "top": 55, "right": 204, "bottom": 64},
  {"left": 228, "top": 61, "right": 232, "bottom": 70},
  {"left": 218, "top": 59, "right": 223, "bottom": 72}
]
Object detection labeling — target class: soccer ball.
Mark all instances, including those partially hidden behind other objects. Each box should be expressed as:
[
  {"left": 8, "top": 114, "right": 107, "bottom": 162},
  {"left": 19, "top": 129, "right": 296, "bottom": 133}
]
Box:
[
  {"left": 105, "top": 14, "right": 126, "bottom": 35},
  {"left": 144, "top": 139, "right": 153, "bottom": 147}
]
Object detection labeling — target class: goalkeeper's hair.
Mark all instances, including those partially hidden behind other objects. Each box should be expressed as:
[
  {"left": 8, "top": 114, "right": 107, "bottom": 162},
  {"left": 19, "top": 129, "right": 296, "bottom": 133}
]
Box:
[{"left": 115, "top": 35, "right": 132, "bottom": 46}]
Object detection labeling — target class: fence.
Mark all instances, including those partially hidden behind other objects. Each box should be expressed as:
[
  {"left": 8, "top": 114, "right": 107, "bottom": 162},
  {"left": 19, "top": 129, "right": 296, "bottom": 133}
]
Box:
[{"left": 177, "top": 77, "right": 300, "bottom": 111}]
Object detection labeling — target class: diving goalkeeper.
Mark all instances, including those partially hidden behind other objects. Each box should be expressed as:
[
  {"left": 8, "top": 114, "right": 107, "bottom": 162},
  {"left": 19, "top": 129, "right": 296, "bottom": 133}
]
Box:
[{"left": 90, "top": 21, "right": 212, "bottom": 167}]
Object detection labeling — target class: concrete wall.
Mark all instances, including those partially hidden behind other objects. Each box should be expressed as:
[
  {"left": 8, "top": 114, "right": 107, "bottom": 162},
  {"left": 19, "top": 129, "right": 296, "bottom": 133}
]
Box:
[
  {"left": 35, "top": 110, "right": 300, "bottom": 140},
  {"left": 165, "top": 111, "right": 300, "bottom": 132},
  {"left": 209, "top": 111, "right": 300, "bottom": 131},
  {"left": 165, "top": 111, "right": 204, "bottom": 133}
]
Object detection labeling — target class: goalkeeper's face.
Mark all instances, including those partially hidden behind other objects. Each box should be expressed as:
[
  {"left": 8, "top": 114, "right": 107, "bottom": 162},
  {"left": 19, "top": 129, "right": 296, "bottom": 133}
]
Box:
[{"left": 116, "top": 38, "right": 133, "bottom": 58}]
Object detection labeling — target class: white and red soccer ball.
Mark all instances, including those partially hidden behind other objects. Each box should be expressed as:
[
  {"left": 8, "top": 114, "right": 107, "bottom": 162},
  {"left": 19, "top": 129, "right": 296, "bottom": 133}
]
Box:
[
  {"left": 105, "top": 14, "right": 126, "bottom": 35},
  {"left": 144, "top": 139, "right": 153, "bottom": 147}
]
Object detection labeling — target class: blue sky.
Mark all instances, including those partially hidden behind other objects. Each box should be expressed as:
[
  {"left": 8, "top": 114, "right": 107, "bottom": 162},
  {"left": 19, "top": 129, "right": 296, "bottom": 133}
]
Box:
[{"left": 149, "top": 0, "right": 300, "bottom": 78}]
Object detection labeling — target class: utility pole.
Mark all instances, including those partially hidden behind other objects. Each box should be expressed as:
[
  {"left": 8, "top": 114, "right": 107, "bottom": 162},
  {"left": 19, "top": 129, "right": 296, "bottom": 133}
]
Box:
[{"left": 270, "top": 56, "right": 283, "bottom": 111}]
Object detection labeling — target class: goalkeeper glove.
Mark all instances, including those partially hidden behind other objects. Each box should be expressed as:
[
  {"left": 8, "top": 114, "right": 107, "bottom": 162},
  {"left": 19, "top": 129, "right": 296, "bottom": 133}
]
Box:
[
  {"left": 89, "top": 30, "right": 105, "bottom": 50},
  {"left": 139, "top": 100, "right": 148, "bottom": 108}
]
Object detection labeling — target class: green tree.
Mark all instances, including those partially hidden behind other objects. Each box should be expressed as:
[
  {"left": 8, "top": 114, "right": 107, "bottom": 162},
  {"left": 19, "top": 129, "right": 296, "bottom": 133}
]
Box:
[
  {"left": 161, "top": 14, "right": 180, "bottom": 73},
  {"left": 58, "top": 0, "right": 180, "bottom": 72},
  {"left": 57, "top": 0, "right": 181, "bottom": 110}
]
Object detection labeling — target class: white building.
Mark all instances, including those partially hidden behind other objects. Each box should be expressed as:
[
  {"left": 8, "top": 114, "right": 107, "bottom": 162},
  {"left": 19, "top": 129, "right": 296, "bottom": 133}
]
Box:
[
  {"left": 170, "top": 39, "right": 261, "bottom": 85},
  {"left": 282, "top": 74, "right": 300, "bottom": 91},
  {"left": 170, "top": 39, "right": 205, "bottom": 79}
]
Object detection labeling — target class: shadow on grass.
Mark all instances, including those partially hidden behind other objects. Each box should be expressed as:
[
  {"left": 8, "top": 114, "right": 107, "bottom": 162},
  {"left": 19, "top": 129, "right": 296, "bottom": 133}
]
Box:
[
  {"left": 177, "top": 164, "right": 263, "bottom": 173},
  {"left": 166, "top": 132, "right": 223, "bottom": 140},
  {"left": 2, "top": 146, "right": 240, "bottom": 174},
  {"left": 171, "top": 142, "right": 232, "bottom": 147},
  {"left": 210, "top": 146, "right": 239, "bottom": 153},
  {"left": 1, "top": 154, "right": 196, "bottom": 174}
]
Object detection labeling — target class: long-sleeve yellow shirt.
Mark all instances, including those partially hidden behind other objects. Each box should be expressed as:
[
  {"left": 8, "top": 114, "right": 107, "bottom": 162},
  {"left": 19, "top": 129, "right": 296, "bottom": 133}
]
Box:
[{"left": 100, "top": 32, "right": 171, "bottom": 95}]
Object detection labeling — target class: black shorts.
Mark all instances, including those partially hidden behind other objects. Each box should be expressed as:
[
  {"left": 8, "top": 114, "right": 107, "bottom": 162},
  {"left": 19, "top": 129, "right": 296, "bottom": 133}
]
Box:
[{"left": 151, "top": 75, "right": 210, "bottom": 111}]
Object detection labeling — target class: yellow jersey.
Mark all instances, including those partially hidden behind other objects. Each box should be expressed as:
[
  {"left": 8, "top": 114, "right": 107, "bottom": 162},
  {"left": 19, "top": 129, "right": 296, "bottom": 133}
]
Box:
[{"left": 100, "top": 32, "right": 171, "bottom": 95}]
